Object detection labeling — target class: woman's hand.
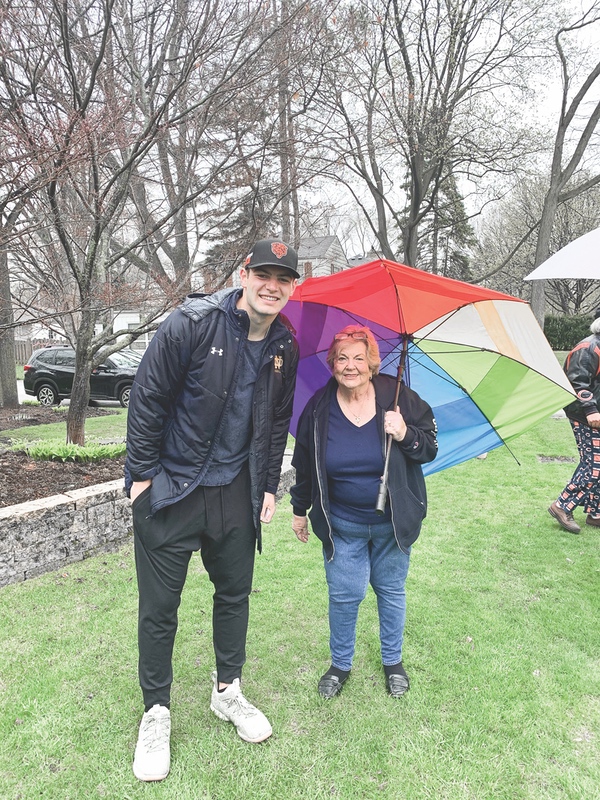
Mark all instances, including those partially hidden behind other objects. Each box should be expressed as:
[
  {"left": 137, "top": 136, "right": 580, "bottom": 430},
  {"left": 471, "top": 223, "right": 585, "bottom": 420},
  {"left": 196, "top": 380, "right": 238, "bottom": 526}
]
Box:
[
  {"left": 384, "top": 406, "right": 407, "bottom": 441},
  {"left": 586, "top": 412, "right": 600, "bottom": 429},
  {"left": 292, "top": 514, "right": 310, "bottom": 543}
]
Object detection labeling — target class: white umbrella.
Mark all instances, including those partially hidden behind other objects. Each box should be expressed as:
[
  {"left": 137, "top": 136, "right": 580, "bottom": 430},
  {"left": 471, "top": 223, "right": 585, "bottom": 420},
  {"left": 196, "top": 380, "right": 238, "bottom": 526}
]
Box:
[{"left": 524, "top": 226, "right": 600, "bottom": 280}]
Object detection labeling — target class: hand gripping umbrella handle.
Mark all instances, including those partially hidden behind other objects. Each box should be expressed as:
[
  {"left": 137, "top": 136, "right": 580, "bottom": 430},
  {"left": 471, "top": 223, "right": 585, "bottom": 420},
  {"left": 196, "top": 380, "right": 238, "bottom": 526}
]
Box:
[{"left": 375, "top": 337, "right": 409, "bottom": 515}]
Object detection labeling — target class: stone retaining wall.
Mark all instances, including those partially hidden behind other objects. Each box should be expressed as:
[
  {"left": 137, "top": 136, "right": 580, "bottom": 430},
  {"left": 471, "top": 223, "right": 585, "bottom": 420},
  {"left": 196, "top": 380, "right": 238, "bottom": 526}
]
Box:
[{"left": 0, "top": 459, "right": 295, "bottom": 588}]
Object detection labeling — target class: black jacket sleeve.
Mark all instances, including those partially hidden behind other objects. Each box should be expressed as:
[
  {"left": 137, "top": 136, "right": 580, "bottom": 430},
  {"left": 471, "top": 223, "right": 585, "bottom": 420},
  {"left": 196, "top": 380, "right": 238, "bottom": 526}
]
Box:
[
  {"left": 564, "top": 340, "right": 600, "bottom": 418},
  {"left": 126, "top": 310, "right": 193, "bottom": 482}
]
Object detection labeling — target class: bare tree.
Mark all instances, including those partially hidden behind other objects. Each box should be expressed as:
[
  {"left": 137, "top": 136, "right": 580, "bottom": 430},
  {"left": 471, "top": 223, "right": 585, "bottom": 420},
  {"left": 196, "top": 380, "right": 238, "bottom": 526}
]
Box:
[
  {"left": 0, "top": 1, "right": 54, "bottom": 407},
  {"left": 312, "top": 0, "right": 547, "bottom": 267},
  {"left": 476, "top": 175, "right": 600, "bottom": 313},
  {"left": 0, "top": 0, "right": 303, "bottom": 442},
  {"left": 529, "top": 4, "right": 600, "bottom": 324},
  {"left": 197, "top": 0, "right": 343, "bottom": 270},
  {"left": 0, "top": 203, "right": 23, "bottom": 408}
]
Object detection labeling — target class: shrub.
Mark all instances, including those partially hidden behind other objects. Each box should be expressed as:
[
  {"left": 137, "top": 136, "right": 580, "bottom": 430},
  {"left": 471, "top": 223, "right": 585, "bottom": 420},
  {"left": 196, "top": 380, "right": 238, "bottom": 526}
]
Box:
[
  {"left": 13, "top": 440, "right": 126, "bottom": 462},
  {"left": 544, "top": 314, "right": 592, "bottom": 351}
]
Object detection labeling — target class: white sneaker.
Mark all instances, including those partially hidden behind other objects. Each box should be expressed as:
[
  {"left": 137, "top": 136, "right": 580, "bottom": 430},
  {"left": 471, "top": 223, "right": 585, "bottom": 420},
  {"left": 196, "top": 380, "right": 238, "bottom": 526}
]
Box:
[
  {"left": 133, "top": 704, "right": 171, "bottom": 781},
  {"left": 210, "top": 671, "right": 272, "bottom": 743}
]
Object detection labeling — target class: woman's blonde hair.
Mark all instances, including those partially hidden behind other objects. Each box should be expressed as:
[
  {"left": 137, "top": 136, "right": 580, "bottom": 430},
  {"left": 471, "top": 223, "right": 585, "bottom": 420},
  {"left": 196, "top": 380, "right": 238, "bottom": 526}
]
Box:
[{"left": 326, "top": 325, "right": 381, "bottom": 376}]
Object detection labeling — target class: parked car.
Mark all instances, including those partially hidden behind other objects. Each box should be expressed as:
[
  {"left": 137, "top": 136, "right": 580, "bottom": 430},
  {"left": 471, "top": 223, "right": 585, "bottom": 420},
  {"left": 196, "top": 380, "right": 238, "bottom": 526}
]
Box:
[{"left": 23, "top": 346, "right": 142, "bottom": 407}]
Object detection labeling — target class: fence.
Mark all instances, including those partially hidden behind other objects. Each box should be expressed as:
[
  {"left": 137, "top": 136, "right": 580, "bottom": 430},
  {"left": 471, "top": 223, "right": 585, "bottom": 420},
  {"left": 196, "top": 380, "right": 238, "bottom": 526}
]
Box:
[
  {"left": 15, "top": 340, "right": 33, "bottom": 365},
  {"left": 14, "top": 340, "right": 52, "bottom": 365}
]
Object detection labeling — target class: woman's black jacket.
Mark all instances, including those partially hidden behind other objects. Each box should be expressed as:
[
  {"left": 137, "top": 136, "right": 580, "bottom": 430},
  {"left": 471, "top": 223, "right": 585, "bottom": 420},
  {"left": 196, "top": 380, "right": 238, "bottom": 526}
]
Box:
[
  {"left": 125, "top": 288, "right": 298, "bottom": 549},
  {"left": 290, "top": 374, "right": 437, "bottom": 561}
]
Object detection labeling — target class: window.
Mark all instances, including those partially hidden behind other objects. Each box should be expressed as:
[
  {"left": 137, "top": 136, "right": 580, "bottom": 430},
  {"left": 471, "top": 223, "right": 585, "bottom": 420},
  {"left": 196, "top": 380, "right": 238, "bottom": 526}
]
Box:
[
  {"left": 53, "top": 349, "right": 76, "bottom": 367},
  {"left": 108, "top": 350, "right": 142, "bottom": 368},
  {"left": 36, "top": 349, "right": 57, "bottom": 365}
]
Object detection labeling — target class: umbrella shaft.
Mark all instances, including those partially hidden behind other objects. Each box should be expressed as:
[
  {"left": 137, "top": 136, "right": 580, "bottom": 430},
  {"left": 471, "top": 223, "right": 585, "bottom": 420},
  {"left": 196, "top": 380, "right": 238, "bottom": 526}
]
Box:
[{"left": 375, "top": 434, "right": 393, "bottom": 515}]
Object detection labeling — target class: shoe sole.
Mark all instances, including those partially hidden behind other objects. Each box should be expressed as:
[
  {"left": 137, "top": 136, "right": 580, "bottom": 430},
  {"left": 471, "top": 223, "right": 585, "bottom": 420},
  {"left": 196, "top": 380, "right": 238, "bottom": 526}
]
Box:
[
  {"left": 210, "top": 704, "right": 272, "bottom": 743},
  {"left": 548, "top": 506, "right": 580, "bottom": 533},
  {"left": 133, "top": 764, "right": 170, "bottom": 782}
]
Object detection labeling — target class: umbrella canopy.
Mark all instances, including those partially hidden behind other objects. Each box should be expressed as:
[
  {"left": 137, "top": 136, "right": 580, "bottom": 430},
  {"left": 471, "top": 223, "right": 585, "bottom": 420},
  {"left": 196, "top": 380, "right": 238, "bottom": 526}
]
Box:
[
  {"left": 524, "top": 227, "right": 600, "bottom": 280},
  {"left": 285, "top": 259, "right": 575, "bottom": 475}
]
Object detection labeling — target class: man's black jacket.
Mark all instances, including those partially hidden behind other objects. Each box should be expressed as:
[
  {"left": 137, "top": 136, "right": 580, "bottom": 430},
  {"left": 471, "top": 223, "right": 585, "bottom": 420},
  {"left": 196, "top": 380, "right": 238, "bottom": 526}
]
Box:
[{"left": 125, "top": 288, "right": 298, "bottom": 548}]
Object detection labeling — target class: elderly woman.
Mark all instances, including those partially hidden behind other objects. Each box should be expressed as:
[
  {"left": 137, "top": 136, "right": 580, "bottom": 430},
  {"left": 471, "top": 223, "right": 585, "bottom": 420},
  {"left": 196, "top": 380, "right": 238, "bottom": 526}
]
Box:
[{"left": 290, "top": 325, "right": 437, "bottom": 699}]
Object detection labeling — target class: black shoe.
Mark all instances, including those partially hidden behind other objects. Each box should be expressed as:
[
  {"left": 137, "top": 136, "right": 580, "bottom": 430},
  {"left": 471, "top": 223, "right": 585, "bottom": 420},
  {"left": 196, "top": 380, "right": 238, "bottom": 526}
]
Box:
[
  {"left": 386, "top": 664, "right": 409, "bottom": 697},
  {"left": 318, "top": 672, "right": 348, "bottom": 699}
]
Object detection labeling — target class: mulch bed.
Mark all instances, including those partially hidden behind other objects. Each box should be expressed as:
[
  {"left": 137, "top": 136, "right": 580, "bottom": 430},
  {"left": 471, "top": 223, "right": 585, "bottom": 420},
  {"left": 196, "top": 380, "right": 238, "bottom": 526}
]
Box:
[{"left": 0, "top": 405, "right": 126, "bottom": 509}]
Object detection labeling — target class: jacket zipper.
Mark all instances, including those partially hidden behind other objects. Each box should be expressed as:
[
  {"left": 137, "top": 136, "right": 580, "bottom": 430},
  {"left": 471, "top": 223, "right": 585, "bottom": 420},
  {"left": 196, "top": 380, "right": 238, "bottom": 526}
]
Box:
[
  {"left": 150, "top": 318, "right": 246, "bottom": 513},
  {"left": 313, "top": 410, "right": 334, "bottom": 560}
]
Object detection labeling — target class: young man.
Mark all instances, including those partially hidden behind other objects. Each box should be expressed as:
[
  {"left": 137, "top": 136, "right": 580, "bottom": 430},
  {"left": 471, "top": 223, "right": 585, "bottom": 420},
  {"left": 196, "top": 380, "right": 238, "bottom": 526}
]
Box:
[{"left": 126, "top": 239, "right": 299, "bottom": 781}]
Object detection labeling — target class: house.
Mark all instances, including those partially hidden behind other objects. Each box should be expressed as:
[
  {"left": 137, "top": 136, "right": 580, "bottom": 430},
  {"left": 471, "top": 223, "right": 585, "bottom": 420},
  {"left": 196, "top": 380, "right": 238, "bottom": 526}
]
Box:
[
  {"left": 297, "top": 235, "right": 348, "bottom": 280},
  {"left": 346, "top": 249, "right": 382, "bottom": 269}
]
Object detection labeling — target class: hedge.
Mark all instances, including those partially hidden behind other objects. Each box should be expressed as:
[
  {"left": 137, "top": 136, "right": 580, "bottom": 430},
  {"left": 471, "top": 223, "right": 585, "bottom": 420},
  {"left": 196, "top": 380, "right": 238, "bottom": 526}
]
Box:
[{"left": 544, "top": 314, "right": 593, "bottom": 351}]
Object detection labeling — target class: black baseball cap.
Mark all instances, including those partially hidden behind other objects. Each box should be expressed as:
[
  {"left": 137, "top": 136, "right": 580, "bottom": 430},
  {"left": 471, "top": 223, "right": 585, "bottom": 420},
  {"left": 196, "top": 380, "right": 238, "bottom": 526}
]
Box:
[{"left": 243, "top": 239, "right": 300, "bottom": 279}]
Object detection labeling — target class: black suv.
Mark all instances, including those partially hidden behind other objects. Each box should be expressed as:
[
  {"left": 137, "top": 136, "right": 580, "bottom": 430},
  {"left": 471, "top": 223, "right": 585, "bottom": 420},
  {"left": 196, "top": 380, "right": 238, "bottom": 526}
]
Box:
[{"left": 23, "top": 346, "right": 142, "bottom": 407}]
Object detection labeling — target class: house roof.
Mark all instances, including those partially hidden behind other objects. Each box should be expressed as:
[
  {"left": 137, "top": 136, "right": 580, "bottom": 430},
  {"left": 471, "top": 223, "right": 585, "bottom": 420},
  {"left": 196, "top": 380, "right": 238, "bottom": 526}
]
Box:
[{"left": 298, "top": 235, "right": 339, "bottom": 259}]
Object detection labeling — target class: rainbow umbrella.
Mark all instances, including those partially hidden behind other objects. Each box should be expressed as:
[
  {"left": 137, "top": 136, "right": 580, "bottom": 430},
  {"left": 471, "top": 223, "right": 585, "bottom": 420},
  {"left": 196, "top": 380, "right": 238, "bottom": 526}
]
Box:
[{"left": 285, "top": 259, "right": 575, "bottom": 475}]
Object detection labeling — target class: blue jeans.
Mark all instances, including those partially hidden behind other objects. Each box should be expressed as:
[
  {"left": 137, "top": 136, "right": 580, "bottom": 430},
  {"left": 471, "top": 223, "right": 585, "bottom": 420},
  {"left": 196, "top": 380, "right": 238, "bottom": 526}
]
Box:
[{"left": 324, "top": 513, "right": 411, "bottom": 672}]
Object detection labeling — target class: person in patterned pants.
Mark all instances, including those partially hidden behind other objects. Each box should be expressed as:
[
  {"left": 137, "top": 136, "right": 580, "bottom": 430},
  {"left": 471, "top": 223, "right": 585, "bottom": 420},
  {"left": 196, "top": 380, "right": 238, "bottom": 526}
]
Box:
[{"left": 549, "top": 312, "right": 600, "bottom": 534}]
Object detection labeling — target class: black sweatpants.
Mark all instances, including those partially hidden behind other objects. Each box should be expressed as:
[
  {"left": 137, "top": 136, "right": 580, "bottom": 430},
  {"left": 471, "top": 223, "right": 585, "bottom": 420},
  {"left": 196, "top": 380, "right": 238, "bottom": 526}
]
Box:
[{"left": 132, "top": 465, "right": 256, "bottom": 708}]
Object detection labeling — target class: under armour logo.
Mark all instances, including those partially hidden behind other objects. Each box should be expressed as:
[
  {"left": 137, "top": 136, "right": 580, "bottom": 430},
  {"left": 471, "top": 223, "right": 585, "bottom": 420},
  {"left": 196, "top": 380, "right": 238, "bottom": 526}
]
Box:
[{"left": 211, "top": 347, "right": 223, "bottom": 356}]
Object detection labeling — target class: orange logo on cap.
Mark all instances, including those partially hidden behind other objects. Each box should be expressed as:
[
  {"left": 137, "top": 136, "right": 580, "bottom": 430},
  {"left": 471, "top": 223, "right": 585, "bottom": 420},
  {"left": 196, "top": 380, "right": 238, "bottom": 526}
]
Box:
[{"left": 271, "top": 242, "right": 288, "bottom": 259}]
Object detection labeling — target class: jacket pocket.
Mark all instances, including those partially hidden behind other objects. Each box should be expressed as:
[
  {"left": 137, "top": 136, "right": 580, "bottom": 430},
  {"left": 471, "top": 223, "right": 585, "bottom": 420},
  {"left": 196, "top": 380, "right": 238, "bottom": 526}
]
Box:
[{"left": 388, "top": 484, "right": 426, "bottom": 542}]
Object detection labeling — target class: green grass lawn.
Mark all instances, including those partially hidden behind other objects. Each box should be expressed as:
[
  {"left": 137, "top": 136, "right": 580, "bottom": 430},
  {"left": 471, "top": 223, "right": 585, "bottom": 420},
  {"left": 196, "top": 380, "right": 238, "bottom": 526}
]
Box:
[
  {"left": 2, "top": 407, "right": 128, "bottom": 445},
  {"left": 0, "top": 416, "right": 598, "bottom": 799}
]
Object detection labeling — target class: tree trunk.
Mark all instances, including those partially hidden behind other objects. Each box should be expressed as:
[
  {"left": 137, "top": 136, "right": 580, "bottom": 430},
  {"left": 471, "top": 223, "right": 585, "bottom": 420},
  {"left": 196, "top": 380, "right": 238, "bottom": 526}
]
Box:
[
  {"left": 530, "top": 186, "right": 561, "bottom": 327},
  {"left": 0, "top": 244, "right": 19, "bottom": 408},
  {"left": 403, "top": 152, "right": 425, "bottom": 267},
  {"left": 277, "top": 0, "right": 292, "bottom": 242},
  {"left": 66, "top": 311, "right": 95, "bottom": 445},
  {"left": 529, "top": 280, "right": 546, "bottom": 328}
]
